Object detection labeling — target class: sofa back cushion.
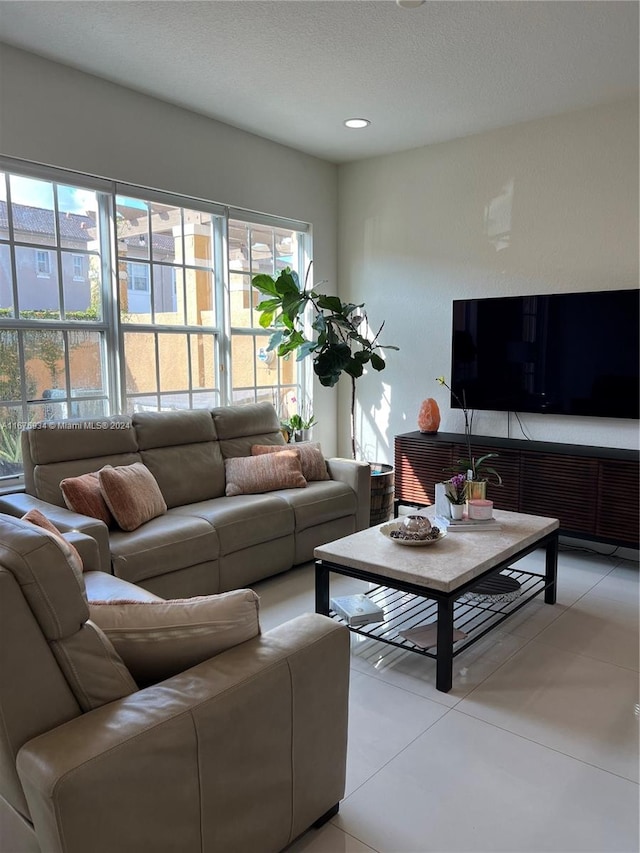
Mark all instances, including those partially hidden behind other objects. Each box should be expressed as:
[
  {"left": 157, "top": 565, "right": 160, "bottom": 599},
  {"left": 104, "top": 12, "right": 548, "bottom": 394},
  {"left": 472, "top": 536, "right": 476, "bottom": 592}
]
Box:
[
  {"left": 212, "top": 401, "right": 285, "bottom": 459},
  {"left": 89, "top": 589, "right": 261, "bottom": 686},
  {"left": 134, "top": 410, "right": 226, "bottom": 506},
  {"left": 0, "top": 515, "right": 137, "bottom": 713},
  {"left": 21, "top": 417, "right": 140, "bottom": 505}
]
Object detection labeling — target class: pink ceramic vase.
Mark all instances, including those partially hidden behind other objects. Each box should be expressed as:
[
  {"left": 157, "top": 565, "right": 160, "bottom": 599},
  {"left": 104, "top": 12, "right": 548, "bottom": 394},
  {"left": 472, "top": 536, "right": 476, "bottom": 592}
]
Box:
[{"left": 418, "top": 398, "right": 441, "bottom": 433}]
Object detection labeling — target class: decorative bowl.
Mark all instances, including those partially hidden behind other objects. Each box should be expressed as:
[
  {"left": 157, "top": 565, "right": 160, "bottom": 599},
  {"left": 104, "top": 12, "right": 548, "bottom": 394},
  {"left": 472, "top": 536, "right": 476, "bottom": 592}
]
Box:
[{"left": 379, "top": 521, "right": 446, "bottom": 547}]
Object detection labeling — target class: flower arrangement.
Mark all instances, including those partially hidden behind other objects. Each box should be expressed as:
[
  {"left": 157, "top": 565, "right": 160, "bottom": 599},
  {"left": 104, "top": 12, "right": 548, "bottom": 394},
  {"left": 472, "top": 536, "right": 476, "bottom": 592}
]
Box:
[
  {"left": 435, "top": 376, "right": 502, "bottom": 485},
  {"left": 444, "top": 473, "right": 467, "bottom": 505}
]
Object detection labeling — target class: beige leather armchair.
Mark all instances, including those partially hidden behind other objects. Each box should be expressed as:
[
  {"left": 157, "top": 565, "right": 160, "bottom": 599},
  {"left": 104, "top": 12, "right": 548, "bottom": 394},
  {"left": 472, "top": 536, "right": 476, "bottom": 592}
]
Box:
[{"left": 0, "top": 514, "right": 350, "bottom": 853}]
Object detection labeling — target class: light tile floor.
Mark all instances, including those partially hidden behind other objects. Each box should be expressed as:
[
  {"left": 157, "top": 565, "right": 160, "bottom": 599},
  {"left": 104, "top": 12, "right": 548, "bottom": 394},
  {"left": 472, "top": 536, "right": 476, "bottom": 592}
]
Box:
[{"left": 254, "top": 544, "right": 640, "bottom": 853}]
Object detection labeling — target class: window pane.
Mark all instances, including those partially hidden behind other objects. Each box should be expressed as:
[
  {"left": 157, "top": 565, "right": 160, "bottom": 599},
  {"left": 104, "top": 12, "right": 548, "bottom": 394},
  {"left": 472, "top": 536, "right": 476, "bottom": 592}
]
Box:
[
  {"left": 0, "top": 244, "right": 14, "bottom": 316},
  {"left": 278, "top": 350, "right": 297, "bottom": 386},
  {"left": 10, "top": 176, "right": 56, "bottom": 247},
  {"left": 16, "top": 246, "right": 60, "bottom": 317},
  {"left": 231, "top": 334, "right": 255, "bottom": 389},
  {"left": 232, "top": 388, "right": 255, "bottom": 405},
  {"left": 229, "top": 222, "right": 250, "bottom": 272},
  {"left": 250, "top": 227, "right": 274, "bottom": 274},
  {"left": 125, "top": 394, "right": 158, "bottom": 415},
  {"left": 159, "top": 392, "right": 190, "bottom": 411},
  {"left": 230, "top": 272, "right": 252, "bottom": 328},
  {"left": 185, "top": 267, "right": 215, "bottom": 327},
  {"left": 275, "top": 228, "right": 299, "bottom": 272},
  {"left": 190, "top": 333, "right": 216, "bottom": 390},
  {"left": 124, "top": 332, "right": 157, "bottom": 394},
  {"left": 0, "top": 406, "right": 23, "bottom": 477},
  {"left": 57, "top": 184, "right": 99, "bottom": 251},
  {"left": 256, "top": 333, "right": 277, "bottom": 387},
  {"left": 191, "top": 390, "right": 219, "bottom": 409},
  {"left": 117, "top": 196, "right": 150, "bottom": 260},
  {"left": 158, "top": 333, "right": 188, "bottom": 392},
  {"left": 154, "top": 264, "right": 182, "bottom": 325},
  {"left": 62, "top": 251, "right": 93, "bottom": 316},
  {"left": 0, "top": 330, "right": 21, "bottom": 401},
  {"left": 71, "top": 398, "right": 107, "bottom": 419},
  {"left": 68, "top": 330, "right": 105, "bottom": 397},
  {"left": 86, "top": 253, "right": 103, "bottom": 321},
  {"left": 149, "top": 201, "right": 178, "bottom": 264},
  {"left": 24, "top": 329, "right": 67, "bottom": 400},
  {"left": 182, "top": 209, "right": 214, "bottom": 268}
]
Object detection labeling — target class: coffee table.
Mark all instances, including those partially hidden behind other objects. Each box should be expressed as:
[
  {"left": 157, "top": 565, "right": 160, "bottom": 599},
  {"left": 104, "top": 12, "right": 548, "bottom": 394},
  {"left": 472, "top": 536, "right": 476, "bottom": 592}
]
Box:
[{"left": 314, "top": 508, "right": 559, "bottom": 692}]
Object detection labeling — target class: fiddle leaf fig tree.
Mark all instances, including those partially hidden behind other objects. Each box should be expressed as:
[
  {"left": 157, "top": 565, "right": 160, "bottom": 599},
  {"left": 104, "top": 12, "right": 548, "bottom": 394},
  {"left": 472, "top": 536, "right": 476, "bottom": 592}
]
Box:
[{"left": 252, "top": 265, "right": 398, "bottom": 459}]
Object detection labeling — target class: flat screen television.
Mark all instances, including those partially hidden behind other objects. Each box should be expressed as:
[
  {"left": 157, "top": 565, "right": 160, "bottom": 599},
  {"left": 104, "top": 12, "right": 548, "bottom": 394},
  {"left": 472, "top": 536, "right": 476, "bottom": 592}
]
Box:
[{"left": 451, "top": 288, "right": 639, "bottom": 420}]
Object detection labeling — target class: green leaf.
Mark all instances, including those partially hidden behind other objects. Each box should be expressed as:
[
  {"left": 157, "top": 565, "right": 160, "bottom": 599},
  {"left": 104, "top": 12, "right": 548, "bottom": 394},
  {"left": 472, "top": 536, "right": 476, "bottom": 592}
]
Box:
[
  {"left": 317, "top": 294, "right": 343, "bottom": 313},
  {"left": 258, "top": 310, "right": 274, "bottom": 329},
  {"left": 256, "top": 297, "right": 280, "bottom": 312},
  {"left": 274, "top": 269, "right": 301, "bottom": 296},
  {"left": 370, "top": 352, "right": 386, "bottom": 371},
  {"left": 252, "top": 274, "right": 278, "bottom": 295}
]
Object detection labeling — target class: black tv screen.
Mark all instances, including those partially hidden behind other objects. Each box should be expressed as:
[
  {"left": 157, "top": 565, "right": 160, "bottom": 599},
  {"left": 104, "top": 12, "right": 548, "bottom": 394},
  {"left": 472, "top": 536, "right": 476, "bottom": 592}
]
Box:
[{"left": 451, "top": 289, "right": 639, "bottom": 420}]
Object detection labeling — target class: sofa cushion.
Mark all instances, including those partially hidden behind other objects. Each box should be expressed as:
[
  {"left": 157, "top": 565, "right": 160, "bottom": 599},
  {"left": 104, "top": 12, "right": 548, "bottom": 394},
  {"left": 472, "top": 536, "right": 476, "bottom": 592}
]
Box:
[
  {"left": 271, "top": 479, "right": 358, "bottom": 532},
  {"left": 32, "top": 452, "right": 142, "bottom": 507},
  {"left": 99, "top": 463, "right": 167, "bottom": 531},
  {"left": 21, "top": 508, "right": 84, "bottom": 578},
  {"left": 173, "top": 494, "right": 294, "bottom": 554},
  {"left": 23, "top": 416, "right": 137, "bottom": 465},
  {"left": 89, "top": 589, "right": 260, "bottom": 685},
  {"left": 132, "top": 410, "right": 226, "bottom": 506},
  {"left": 252, "top": 442, "right": 330, "bottom": 482},
  {"left": 60, "top": 471, "right": 114, "bottom": 527},
  {"left": 108, "top": 512, "right": 220, "bottom": 585},
  {"left": 224, "top": 451, "right": 306, "bottom": 496},
  {"left": 212, "top": 401, "right": 285, "bottom": 459}
]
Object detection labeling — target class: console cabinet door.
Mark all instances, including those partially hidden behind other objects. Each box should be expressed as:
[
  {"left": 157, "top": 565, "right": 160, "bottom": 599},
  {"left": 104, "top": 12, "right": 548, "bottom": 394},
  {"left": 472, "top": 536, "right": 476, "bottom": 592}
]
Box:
[
  {"left": 519, "top": 452, "right": 598, "bottom": 534},
  {"left": 395, "top": 436, "right": 452, "bottom": 505},
  {"left": 596, "top": 460, "right": 639, "bottom": 545}
]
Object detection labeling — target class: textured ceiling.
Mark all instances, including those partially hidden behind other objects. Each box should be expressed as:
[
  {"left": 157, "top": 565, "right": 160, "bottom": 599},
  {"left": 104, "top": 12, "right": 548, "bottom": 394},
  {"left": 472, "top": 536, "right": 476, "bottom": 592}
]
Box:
[{"left": 0, "top": 0, "right": 637, "bottom": 163}]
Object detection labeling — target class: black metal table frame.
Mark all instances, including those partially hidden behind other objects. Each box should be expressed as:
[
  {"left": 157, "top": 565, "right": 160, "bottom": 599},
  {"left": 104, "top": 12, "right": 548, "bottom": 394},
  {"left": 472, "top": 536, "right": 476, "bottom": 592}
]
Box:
[{"left": 315, "top": 530, "right": 558, "bottom": 692}]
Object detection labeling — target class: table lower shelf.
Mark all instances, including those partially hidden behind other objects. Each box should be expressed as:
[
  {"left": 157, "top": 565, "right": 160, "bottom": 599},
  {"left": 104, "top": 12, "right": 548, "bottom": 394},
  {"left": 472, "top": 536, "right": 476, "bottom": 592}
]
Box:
[{"left": 329, "top": 566, "right": 548, "bottom": 659}]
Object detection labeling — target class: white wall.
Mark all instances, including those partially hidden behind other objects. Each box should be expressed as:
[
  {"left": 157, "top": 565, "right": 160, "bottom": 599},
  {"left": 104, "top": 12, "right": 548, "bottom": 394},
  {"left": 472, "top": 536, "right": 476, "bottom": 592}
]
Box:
[
  {"left": 0, "top": 44, "right": 340, "bottom": 452},
  {"left": 338, "top": 99, "right": 639, "bottom": 463}
]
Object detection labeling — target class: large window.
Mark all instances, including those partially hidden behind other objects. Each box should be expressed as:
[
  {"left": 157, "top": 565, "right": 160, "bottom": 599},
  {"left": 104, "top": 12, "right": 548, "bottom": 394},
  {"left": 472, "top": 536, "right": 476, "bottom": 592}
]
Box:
[
  {"left": 0, "top": 159, "right": 311, "bottom": 481},
  {"left": 228, "top": 216, "right": 308, "bottom": 421}
]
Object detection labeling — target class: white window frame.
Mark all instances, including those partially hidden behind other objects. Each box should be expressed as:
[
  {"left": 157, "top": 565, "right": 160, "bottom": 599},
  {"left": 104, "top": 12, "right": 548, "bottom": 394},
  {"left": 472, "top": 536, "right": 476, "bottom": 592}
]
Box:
[{"left": 0, "top": 157, "right": 313, "bottom": 483}]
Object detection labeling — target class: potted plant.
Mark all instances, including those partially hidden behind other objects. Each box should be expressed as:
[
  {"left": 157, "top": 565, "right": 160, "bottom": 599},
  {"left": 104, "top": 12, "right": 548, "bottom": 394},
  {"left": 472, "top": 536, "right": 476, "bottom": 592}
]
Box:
[
  {"left": 444, "top": 473, "right": 467, "bottom": 519},
  {"left": 435, "top": 376, "right": 502, "bottom": 499},
  {"left": 281, "top": 409, "right": 317, "bottom": 443},
  {"left": 252, "top": 265, "right": 398, "bottom": 524}
]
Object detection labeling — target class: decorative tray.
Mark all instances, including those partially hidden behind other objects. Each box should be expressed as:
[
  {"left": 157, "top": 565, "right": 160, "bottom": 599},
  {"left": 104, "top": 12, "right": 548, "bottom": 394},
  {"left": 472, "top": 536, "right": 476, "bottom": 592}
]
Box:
[{"left": 379, "top": 521, "right": 446, "bottom": 547}]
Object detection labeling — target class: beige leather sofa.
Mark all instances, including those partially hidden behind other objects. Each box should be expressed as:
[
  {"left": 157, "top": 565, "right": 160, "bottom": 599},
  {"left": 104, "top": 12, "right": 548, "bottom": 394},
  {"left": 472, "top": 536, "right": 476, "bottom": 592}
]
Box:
[
  {"left": 0, "top": 402, "right": 370, "bottom": 598},
  {"left": 0, "top": 513, "right": 350, "bottom": 853}
]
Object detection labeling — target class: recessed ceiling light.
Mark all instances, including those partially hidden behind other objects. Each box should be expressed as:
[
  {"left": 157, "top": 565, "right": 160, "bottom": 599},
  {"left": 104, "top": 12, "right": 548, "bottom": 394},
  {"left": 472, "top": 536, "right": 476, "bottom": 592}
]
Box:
[
  {"left": 344, "top": 118, "right": 371, "bottom": 129},
  {"left": 396, "top": 0, "right": 426, "bottom": 7}
]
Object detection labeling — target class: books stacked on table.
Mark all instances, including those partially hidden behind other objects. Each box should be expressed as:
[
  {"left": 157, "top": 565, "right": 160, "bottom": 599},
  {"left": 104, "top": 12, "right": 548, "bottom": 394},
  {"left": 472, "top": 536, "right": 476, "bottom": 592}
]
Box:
[
  {"left": 330, "top": 594, "right": 385, "bottom": 627},
  {"left": 435, "top": 515, "right": 502, "bottom": 532}
]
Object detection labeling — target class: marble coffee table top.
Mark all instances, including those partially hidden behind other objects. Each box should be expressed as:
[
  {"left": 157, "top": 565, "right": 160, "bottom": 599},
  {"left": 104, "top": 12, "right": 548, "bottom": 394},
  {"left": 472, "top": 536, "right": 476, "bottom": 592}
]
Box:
[{"left": 314, "top": 508, "right": 559, "bottom": 593}]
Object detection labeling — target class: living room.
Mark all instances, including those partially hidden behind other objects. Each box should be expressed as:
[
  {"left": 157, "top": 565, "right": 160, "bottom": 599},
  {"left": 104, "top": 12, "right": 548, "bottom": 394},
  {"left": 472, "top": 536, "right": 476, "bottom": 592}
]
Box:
[{"left": 0, "top": 2, "right": 638, "bottom": 852}]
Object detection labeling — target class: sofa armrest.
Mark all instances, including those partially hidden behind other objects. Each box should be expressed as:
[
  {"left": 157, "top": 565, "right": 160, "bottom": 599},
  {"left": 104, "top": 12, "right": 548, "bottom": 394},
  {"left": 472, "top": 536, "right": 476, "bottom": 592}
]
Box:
[
  {"left": 326, "top": 457, "right": 371, "bottom": 531},
  {"left": 64, "top": 531, "right": 101, "bottom": 572},
  {"left": 0, "top": 493, "right": 111, "bottom": 573},
  {"left": 17, "top": 613, "right": 350, "bottom": 853}
]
